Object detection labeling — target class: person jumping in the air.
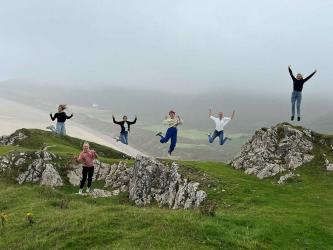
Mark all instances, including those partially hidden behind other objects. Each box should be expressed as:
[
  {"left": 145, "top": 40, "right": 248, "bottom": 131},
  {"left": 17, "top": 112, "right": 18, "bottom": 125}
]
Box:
[
  {"left": 112, "top": 114, "right": 137, "bottom": 145},
  {"left": 46, "top": 104, "right": 73, "bottom": 135},
  {"left": 288, "top": 65, "right": 317, "bottom": 121},
  {"left": 156, "top": 110, "right": 183, "bottom": 158},
  {"left": 208, "top": 109, "right": 235, "bottom": 145},
  {"left": 76, "top": 142, "right": 98, "bottom": 195}
]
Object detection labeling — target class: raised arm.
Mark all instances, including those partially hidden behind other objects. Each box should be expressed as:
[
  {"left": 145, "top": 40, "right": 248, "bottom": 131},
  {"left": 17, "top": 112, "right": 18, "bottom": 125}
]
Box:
[
  {"left": 50, "top": 113, "right": 56, "bottom": 121},
  {"left": 288, "top": 65, "right": 296, "bottom": 81},
  {"left": 112, "top": 115, "right": 121, "bottom": 125},
  {"left": 128, "top": 116, "right": 137, "bottom": 125},
  {"left": 208, "top": 108, "right": 212, "bottom": 117},
  {"left": 231, "top": 110, "right": 236, "bottom": 120},
  {"left": 304, "top": 69, "right": 317, "bottom": 82},
  {"left": 177, "top": 115, "right": 183, "bottom": 125}
]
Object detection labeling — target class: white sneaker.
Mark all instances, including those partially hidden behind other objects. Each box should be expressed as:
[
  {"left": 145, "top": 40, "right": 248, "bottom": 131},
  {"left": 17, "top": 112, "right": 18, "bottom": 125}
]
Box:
[
  {"left": 167, "top": 153, "right": 172, "bottom": 158},
  {"left": 76, "top": 189, "right": 83, "bottom": 195},
  {"left": 46, "top": 125, "right": 53, "bottom": 130},
  {"left": 86, "top": 188, "right": 90, "bottom": 193}
]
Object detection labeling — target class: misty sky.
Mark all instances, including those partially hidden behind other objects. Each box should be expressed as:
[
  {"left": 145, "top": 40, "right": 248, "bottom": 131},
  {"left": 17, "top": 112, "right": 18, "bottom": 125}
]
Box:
[{"left": 0, "top": 0, "right": 332, "bottom": 94}]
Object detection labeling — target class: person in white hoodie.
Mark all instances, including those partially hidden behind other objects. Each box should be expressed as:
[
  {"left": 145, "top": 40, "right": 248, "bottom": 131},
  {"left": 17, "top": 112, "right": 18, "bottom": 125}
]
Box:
[
  {"left": 156, "top": 110, "right": 183, "bottom": 157},
  {"left": 208, "top": 109, "right": 235, "bottom": 145}
]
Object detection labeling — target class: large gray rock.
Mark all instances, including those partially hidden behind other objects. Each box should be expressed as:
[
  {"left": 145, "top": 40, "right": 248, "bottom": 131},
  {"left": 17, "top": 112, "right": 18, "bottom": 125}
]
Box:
[
  {"left": 231, "top": 123, "right": 314, "bottom": 179},
  {"left": 16, "top": 151, "right": 63, "bottom": 187},
  {"left": 128, "top": 156, "right": 206, "bottom": 209},
  {"left": 67, "top": 156, "right": 207, "bottom": 209},
  {"left": 67, "top": 160, "right": 130, "bottom": 188},
  {"left": 0, "top": 150, "right": 63, "bottom": 187},
  {"left": 0, "top": 130, "right": 27, "bottom": 145}
]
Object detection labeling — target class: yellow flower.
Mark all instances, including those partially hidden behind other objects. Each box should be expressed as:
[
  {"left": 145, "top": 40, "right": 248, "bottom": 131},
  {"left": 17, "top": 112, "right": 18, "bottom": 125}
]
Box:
[{"left": 0, "top": 212, "right": 7, "bottom": 225}]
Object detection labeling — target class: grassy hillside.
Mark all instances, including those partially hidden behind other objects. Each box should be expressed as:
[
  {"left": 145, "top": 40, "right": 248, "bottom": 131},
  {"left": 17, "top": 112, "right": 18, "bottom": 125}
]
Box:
[
  {"left": 0, "top": 128, "right": 128, "bottom": 162},
  {"left": 1, "top": 129, "right": 333, "bottom": 249}
]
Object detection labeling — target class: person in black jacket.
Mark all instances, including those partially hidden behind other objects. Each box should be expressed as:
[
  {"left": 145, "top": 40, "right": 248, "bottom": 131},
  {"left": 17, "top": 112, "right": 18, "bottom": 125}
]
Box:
[
  {"left": 112, "top": 114, "right": 137, "bottom": 145},
  {"left": 288, "top": 65, "right": 317, "bottom": 121},
  {"left": 46, "top": 104, "right": 73, "bottom": 135}
]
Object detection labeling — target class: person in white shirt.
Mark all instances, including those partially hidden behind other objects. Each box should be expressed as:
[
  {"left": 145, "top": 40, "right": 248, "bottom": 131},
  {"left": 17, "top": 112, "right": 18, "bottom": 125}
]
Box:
[
  {"left": 156, "top": 110, "right": 183, "bottom": 157},
  {"left": 208, "top": 109, "right": 235, "bottom": 145}
]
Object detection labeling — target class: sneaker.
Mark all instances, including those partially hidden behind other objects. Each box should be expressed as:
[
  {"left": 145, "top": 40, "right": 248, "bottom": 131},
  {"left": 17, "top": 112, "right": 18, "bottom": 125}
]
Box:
[
  {"left": 167, "top": 152, "right": 172, "bottom": 158},
  {"left": 86, "top": 188, "right": 90, "bottom": 193},
  {"left": 297, "top": 117, "right": 301, "bottom": 121},
  {"left": 226, "top": 137, "right": 232, "bottom": 141},
  {"left": 113, "top": 136, "right": 120, "bottom": 142},
  {"left": 291, "top": 116, "right": 294, "bottom": 121},
  {"left": 46, "top": 125, "right": 53, "bottom": 130},
  {"left": 155, "top": 132, "right": 163, "bottom": 137},
  {"left": 77, "top": 189, "right": 83, "bottom": 195}
]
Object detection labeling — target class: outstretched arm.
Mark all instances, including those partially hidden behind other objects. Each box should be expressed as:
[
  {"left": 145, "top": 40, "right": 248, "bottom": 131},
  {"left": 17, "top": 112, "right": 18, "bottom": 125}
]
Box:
[
  {"left": 66, "top": 113, "right": 73, "bottom": 119},
  {"left": 288, "top": 65, "right": 296, "bottom": 81},
  {"left": 50, "top": 113, "right": 56, "bottom": 121},
  {"left": 231, "top": 110, "right": 236, "bottom": 120},
  {"left": 304, "top": 69, "right": 317, "bottom": 82}
]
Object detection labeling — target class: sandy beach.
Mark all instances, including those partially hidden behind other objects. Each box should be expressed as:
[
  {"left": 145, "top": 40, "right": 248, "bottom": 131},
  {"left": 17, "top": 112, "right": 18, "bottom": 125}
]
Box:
[{"left": 0, "top": 98, "right": 146, "bottom": 157}]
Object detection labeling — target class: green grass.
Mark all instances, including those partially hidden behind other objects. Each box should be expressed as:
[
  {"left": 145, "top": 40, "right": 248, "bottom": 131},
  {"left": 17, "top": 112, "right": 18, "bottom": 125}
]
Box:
[
  {"left": 1, "top": 128, "right": 333, "bottom": 249},
  {"left": 11, "top": 128, "right": 127, "bottom": 160}
]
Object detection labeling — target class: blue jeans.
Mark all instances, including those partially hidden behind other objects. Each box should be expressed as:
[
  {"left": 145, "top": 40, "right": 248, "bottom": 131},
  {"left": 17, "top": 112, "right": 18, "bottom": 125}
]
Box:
[
  {"left": 291, "top": 91, "right": 302, "bottom": 117},
  {"left": 208, "top": 130, "right": 228, "bottom": 145},
  {"left": 159, "top": 127, "right": 177, "bottom": 154},
  {"left": 119, "top": 131, "right": 128, "bottom": 145},
  {"left": 50, "top": 122, "right": 66, "bottom": 135}
]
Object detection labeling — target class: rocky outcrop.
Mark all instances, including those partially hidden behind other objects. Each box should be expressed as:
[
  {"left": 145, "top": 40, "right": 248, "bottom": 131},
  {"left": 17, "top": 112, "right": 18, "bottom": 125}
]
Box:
[
  {"left": 129, "top": 156, "right": 206, "bottom": 209},
  {"left": 0, "top": 130, "right": 27, "bottom": 145},
  {"left": 0, "top": 129, "right": 207, "bottom": 209},
  {"left": 68, "top": 156, "right": 207, "bottom": 209},
  {"left": 0, "top": 150, "right": 63, "bottom": 187},
  {"left": 231, "top": 123, "right": 314, "bottom": 179}
]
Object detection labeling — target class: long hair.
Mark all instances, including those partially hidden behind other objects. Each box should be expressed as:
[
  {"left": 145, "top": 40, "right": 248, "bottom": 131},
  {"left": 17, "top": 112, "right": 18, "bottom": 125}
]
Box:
[{"left": 58, "top": 104, "right": 67, "bottom": 112}]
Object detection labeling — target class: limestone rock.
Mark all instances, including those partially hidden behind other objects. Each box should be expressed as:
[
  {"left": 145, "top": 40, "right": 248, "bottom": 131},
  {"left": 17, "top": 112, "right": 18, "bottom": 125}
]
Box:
[
  {"left": 278, "top": 172, "right": 295, "bottom": 184},
  {"left": 82, "top": 189, "right": 114, "bottom": 198},
  {"left": 0, "top": 130, "right": 27, "bottom": 145},
  {"left": 231, "top": 123, "right": 314, "bottom": 179},
  {"left": 128, "top": 156, "right": 206, "bottom": 209},
  {"left": 40, "top": 164, "right": 63, "bottom": 187}
]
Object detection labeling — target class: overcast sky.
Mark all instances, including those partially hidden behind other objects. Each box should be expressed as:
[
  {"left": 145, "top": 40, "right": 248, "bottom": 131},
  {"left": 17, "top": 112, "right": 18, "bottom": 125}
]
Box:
[{"left": 0, "top": 0, "right": 332, "bottom": 94}]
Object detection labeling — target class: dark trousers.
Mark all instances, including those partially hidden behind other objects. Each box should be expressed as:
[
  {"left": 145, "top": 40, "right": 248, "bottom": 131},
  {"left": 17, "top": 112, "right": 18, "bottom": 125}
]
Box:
[
  {"left": 159, "top": 127, "right": 177, "bottom": 154},
  {"left": 80, "top": 166, "right": 94, "bottom": 189}
]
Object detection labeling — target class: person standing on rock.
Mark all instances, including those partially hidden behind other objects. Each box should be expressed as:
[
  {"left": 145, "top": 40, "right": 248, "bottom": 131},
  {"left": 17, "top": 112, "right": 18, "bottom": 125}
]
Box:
[
  {"left": 208, "top": 109, "right": 235, "bottom": 145},
  {"left": 112, "top": 114, "right": 137, "bottom": 145},
  {"left": 156, "top": 110, "right": 183, "bottom": 158},
  {"left": 76, "top": 142, "right": 98, "bottom": 195},
  {"left": 46, "top": 104, "right": 73, "bottom": 135},
  {"left": 288, "top": 65, "right": 317, "bottom": 121}
]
